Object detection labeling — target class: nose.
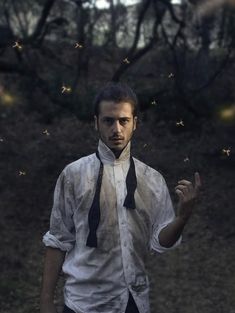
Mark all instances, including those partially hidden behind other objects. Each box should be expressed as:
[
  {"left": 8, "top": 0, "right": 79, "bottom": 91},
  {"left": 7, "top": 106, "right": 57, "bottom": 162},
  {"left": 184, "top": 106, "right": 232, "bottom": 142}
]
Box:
[{"left": 112, "top": 120, "right": 122, "bottom": 134}]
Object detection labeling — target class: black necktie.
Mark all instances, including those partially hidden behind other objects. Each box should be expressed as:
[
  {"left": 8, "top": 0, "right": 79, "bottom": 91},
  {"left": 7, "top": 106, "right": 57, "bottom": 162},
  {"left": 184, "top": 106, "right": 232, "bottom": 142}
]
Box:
[{"left": 86, "top": 151, "right": 137, "bottom": 248}]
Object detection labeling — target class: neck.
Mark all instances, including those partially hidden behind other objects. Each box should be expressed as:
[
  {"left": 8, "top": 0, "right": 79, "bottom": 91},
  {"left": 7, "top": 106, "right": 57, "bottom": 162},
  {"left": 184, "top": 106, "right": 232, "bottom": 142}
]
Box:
[
  {"left": 112, "top": 149, "right": 124, "bottom": 159},
  {"left": 98, "top": 139, "right": 131, "bottom": 164}
]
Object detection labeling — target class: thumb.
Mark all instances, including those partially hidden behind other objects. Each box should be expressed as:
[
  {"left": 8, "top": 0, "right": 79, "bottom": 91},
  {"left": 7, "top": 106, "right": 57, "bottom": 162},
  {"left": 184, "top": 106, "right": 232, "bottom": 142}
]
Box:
[
  {"left": 194, "top": 172, "right": 202, "bottom": 192},
  {"left": 175, "top": 188, "right": 184, "bottom": 203}
]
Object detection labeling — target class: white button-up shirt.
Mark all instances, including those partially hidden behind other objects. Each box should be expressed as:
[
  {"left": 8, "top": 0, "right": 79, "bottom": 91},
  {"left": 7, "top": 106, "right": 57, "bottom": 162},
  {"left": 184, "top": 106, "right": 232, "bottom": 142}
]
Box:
[{"left": 43, "top": 140, "right": 181, "bottom": 313}]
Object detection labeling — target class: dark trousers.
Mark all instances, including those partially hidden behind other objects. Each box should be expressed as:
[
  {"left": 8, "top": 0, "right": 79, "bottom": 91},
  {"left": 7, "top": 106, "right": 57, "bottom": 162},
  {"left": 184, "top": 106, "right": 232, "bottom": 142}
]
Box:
[{"left": 63, "top": 292, "right": 140, "bottom": 313}]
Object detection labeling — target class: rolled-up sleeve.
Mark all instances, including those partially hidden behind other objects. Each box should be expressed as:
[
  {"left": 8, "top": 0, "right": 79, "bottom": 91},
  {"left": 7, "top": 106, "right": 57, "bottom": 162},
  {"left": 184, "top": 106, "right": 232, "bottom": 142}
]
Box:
[
  {"left": 150, "top": 175, "right": 181, "bottom": 253},
  {"left": 43, "top": 167, "right": 76, "bottom": 252}
]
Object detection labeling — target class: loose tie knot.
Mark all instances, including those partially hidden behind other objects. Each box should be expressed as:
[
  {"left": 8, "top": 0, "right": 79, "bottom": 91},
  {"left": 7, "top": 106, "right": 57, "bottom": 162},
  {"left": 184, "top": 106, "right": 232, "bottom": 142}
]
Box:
[{"left": 86, "top": 151, "right": 137, "bottom": 248}]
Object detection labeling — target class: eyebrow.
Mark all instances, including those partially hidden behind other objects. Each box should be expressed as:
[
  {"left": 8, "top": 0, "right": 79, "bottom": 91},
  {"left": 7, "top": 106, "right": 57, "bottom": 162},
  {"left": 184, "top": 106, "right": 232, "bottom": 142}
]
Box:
[{"left": 102, "top": 117, "right": 131, "bottom": 120}]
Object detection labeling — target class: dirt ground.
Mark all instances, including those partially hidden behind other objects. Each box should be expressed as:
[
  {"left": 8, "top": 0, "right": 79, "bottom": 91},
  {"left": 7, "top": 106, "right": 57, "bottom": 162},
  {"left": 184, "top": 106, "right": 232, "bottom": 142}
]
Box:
[{"left": 0, "top": 111, "right": 234, "bottom": 313}]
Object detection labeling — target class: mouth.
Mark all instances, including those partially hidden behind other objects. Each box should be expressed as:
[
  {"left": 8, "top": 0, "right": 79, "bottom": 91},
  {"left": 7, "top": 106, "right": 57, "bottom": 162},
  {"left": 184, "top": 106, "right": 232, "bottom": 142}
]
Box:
[{"left": 110, "top": 138, "right": 124, "bottom": 143}]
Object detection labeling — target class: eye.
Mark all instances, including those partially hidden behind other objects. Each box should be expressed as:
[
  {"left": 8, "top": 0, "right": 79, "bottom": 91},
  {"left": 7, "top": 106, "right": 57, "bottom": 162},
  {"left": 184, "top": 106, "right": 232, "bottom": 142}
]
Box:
[
  {"left": 120, "top": 118, "right": 130, "bottom": 125},
  {"left": 103, "top": 118, "right": 114, "bottom": 125}
]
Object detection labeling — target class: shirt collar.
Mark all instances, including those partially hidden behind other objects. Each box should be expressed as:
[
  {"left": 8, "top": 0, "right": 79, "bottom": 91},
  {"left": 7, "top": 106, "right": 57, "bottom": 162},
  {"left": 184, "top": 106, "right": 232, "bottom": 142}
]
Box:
[{"left": 98, "top": 139, "right": 131, "bottom": 164}]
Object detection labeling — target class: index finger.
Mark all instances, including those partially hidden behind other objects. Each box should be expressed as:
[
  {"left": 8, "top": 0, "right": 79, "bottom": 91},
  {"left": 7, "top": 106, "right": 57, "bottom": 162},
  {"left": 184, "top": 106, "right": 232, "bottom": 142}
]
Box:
[{"left": 194, "top": 172, "right": 201, "bottom": 190}]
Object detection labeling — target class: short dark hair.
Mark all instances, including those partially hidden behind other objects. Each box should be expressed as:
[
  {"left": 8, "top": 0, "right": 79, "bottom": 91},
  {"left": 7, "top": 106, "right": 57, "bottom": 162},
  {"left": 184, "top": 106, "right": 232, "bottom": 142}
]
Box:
[{"left": 93, "top": 82, "right": 138, "bottom": 117}]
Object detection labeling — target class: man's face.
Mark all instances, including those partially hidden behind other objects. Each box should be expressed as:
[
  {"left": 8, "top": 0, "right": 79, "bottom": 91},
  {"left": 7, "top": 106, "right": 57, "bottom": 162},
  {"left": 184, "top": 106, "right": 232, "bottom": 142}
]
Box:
[{"left": 94, "top": 101, "right": 137, "bottom": 156}]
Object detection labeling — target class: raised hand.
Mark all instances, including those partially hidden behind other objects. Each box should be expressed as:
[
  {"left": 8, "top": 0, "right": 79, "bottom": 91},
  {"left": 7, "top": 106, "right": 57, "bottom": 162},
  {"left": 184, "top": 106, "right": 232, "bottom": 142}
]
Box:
[{"left": 175, "top": 172, "right": 201, "bottom": 222}]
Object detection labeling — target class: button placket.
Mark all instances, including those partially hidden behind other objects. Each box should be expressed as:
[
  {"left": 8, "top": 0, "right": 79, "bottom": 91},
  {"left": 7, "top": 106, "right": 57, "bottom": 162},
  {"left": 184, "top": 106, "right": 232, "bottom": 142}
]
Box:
[{"left": 113, "top": 163, "right": 133, "bottom": 284}]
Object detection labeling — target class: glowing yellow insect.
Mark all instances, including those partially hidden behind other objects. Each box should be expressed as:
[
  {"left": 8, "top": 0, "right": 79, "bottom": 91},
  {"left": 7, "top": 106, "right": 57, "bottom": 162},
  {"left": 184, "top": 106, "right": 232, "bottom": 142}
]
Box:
[
  {"left": 43, "top": 129, "right": 50, "bottom": 136},
  {"left": 19, "top": 171, "right": 26, "bottom": 176},
  {"left": 61, "top": 85, "right": 72, "bottom": 94},
  {"left": 13, "top": 41, "right": 23, "bottom": 50},
  {"left": 222, "top": 148, "right": 231, "bottom": 156},
  {"left": 123, "top": 58, "right": 130, "bottom": 64},
  {"left": 151, "top": 100, "right": 157, "bottom": 106},
  {"left": 75, "top": 42, "right": 83, "bottom": 49},
  {"left": 176, "top": 119, "right": 184, "bottom": 127}
]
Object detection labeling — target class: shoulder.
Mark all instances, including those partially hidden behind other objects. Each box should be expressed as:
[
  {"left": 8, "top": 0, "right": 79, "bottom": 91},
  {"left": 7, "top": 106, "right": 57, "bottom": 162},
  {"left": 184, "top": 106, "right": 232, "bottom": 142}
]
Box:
[
  {"left": 61, "top": 153, "right": 97, "bottom": 178},
  {"left": 133, "top": 157, "right": 166, "bottom": 186}
]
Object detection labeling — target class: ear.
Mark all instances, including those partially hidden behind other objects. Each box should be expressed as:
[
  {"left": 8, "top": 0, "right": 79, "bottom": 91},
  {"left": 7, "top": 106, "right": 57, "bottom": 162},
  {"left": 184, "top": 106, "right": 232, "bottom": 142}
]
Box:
[
  {"left": 94, "top": 115, "right": 98, "bottom": 131},
  {"left": 133, "top": 116, "right": 137, "bottom": 131}
]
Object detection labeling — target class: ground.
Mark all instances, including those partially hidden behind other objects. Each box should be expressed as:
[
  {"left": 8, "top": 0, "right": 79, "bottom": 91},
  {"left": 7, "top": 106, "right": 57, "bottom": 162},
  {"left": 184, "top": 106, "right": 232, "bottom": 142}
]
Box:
[{"left": 0, "top": 110, "right": 234, "bottom": 313}]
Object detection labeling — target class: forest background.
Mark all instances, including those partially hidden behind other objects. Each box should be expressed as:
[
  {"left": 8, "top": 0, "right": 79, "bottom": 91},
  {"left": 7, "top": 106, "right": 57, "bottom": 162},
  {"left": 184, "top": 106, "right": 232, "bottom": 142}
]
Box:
[{"left": 0, "top": 0, "right": 235, "bottom": 312}]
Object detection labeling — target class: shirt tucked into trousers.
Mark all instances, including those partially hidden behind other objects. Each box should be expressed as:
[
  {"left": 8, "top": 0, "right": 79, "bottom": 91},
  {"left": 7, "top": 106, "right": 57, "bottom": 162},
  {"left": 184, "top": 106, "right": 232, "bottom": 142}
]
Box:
[{"left": 43, "top": 140, "right": 181, "bottom": 313}]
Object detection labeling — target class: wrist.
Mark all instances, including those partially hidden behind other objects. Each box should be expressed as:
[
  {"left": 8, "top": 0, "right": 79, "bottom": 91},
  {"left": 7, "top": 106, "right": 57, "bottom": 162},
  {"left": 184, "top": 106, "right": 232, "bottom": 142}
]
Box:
[
  {"left": 175, "top": 215, "right": 189, "bottom": 226},
  {"left": 40, "top": 292, "right": 54, "bottom": 303}
]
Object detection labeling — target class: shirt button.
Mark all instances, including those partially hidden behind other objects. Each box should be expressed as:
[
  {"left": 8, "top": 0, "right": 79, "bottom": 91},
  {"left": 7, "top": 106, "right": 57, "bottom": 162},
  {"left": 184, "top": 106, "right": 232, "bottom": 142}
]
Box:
[{"left": 131, "top": 285, "right": 144, "bottom": 292}]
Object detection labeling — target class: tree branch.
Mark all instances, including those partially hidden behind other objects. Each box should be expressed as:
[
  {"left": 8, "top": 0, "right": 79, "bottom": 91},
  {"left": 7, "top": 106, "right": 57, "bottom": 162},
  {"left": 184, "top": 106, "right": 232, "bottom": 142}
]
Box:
[
  {"left": 159, "top": 0, "right": 185, "bottom": 26},
  {"left": 191, "top": 46, "right": 232, "bottom": 93},
  {"left": 112, "top": 0, "right": 156, "bottom": 81},
  {"left": 129, "top": 0, "right": 152, "bottom": 56},
  {"left": 28, "top": 0, "right": 56, "bottom": 42}
]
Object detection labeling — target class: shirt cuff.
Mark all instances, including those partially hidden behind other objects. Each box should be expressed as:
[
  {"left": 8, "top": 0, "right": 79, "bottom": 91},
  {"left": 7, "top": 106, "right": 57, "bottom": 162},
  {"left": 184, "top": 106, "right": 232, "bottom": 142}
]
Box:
[
  {"left": 151, "top": 222, "right": 182, "bottom": 254},
  {"left": 42, "top": 231, "right": 74, "bottom": 252}
]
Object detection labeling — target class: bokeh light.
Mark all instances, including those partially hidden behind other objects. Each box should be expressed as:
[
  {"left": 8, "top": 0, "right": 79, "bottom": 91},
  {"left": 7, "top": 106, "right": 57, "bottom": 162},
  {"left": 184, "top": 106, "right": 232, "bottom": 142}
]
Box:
[
  {"left": 219, "top": 105, "right": 235, "bottom": 122},
  {"left": 0, "top": 86, "right": 15, "bottom": 107}
]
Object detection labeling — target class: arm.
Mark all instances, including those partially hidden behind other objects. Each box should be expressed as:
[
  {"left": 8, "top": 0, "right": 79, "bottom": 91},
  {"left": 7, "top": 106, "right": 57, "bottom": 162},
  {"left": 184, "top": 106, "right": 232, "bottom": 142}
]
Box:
[
  {"left": 40, "top": 168, "right": 75, "bottom": 312},
  {"left": 40, "top": 247, "right": 66, "bottom": 313},
  {"left": 158, "top": 216, "right": 187, "bottom": 248},
  {"left": 159, "top": 172, "right": 201, "bottom": 248}
]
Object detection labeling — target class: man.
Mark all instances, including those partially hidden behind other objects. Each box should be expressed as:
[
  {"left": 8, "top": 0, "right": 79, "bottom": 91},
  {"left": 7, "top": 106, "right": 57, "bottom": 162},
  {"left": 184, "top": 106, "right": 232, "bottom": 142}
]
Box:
[{"left": 40, "top": 82, "right": 201, "bottom": 313}]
